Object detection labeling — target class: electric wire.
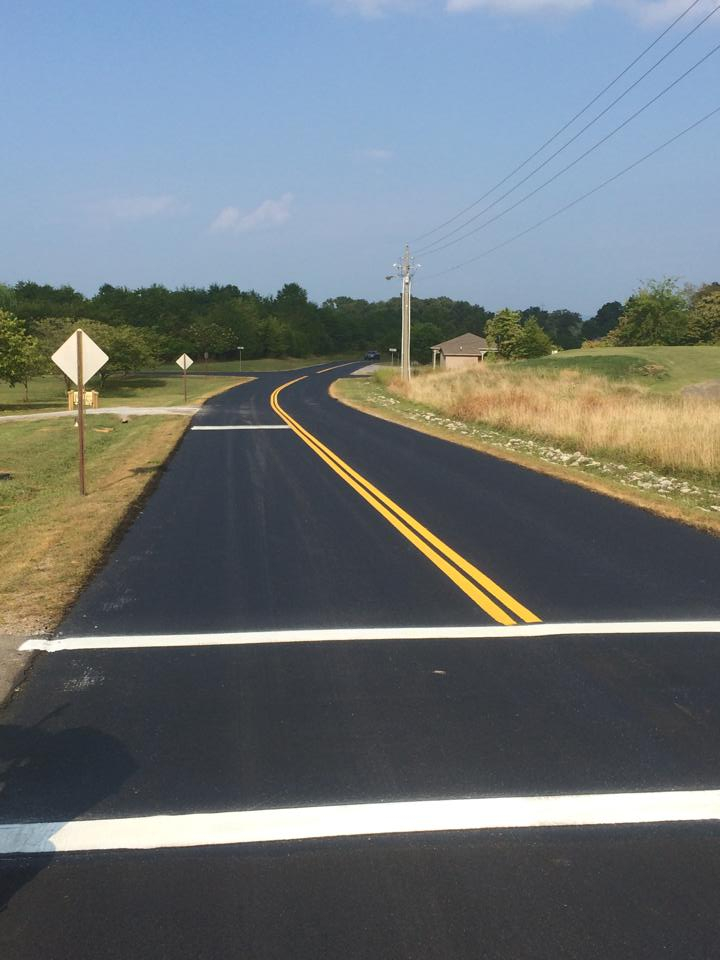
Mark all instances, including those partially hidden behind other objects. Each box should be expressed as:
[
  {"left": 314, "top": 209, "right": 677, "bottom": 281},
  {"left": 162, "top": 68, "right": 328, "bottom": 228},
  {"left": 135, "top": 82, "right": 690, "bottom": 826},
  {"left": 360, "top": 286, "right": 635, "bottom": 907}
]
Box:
[
  {"left": 420, "top": 103, "right": 720, "bottom": 282},
  {"left": 414, "top": 0, "right": 717, "bottom": 253},
  {"left": 415, "top": 37, "right": 720, "bottom": 260}
]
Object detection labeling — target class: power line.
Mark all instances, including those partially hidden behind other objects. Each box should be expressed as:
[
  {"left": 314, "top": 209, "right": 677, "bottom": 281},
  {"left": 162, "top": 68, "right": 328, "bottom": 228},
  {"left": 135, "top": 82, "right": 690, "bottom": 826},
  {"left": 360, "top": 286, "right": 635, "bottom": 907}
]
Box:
[
  {"left": 420, "top": 103, "right": 720, "bottom": 282},
  {"left": 419, "top": 4, "right": 720, "bottom": 255},
  {"left": 412, "top": 0, "right": 712, "bottom": 248},
  {"left": 416, "top": 37, "right": 720, "bottom": 260}
]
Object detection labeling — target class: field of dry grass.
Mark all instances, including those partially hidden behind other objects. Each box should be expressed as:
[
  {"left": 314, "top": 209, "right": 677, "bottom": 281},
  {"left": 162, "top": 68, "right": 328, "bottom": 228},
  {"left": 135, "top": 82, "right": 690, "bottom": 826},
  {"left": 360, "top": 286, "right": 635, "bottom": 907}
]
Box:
[{"left": 388, "top": 367, "right": 720, "bottom": 478}]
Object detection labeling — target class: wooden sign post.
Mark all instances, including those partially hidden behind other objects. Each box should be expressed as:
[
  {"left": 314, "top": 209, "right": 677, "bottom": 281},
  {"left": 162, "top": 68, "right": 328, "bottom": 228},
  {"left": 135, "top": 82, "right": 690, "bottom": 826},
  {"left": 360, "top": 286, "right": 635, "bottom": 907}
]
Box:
[
  {"left": 76, "top": 331, "right": 86, "bottom": 494},
  {"left": 51, "top": 329, "right": 109, "bottom": 495},
  {"left": 176, "top": 354, "right": 194, "bottom": 403}
]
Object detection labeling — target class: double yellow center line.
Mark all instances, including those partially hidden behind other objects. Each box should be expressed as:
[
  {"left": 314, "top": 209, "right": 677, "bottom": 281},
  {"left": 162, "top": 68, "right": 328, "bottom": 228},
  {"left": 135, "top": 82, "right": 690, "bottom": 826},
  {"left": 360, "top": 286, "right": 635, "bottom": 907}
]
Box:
[{"left": 270, "top": 377, "right": 540, "bottom": 626}]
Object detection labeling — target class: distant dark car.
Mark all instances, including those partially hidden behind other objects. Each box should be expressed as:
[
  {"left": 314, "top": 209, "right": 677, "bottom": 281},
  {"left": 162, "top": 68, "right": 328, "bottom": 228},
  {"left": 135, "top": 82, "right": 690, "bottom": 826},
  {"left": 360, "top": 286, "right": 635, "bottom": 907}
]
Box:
[{"left": 364, "top": 351, "right": 380, "bottom": 361}]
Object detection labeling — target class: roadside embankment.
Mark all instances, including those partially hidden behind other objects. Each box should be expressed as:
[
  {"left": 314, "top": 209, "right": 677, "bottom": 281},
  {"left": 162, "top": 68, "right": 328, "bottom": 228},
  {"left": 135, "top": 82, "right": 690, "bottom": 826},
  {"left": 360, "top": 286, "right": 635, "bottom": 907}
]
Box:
[
  {"left": 0, "top": 378, "right": 249, "bottom": 705},
  {"left": 333, "top": 368, "right": 720, "bottom": 536}
]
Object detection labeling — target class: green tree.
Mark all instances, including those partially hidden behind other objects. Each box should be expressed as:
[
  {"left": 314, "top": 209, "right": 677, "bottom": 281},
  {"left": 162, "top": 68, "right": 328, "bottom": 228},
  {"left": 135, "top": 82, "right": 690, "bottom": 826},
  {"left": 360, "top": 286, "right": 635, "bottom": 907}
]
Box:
[
  {"left": 611, "top": 279, "right": 689, "bottom": 346},
  {"left": 515, "top": 317, "right": 554, "bottom": 358},
  {"left": 411, "top": 322, "right": 442, "bottom": 363},
  {"left": 0, "top": 310, "right": 46, "bottom": 398},
  {"left": 95, "top": 325, "right": 156, "bottom": 386},
  {"left": 687, "top": 284, "right": 720, "bottom": 344},
  {"left": 32, "top": 317, "right": 155, "bottom": 387},
  {"left": 485, "top": 309, "right": 523, "bottom": 359},
  {"left": 0, "top": 283, "right": 16, "bottom": 311},
  {"left": 187, "top": 318, "right": 236, "bottom": 358},
  {"left": 583, "top": 301, "right": 622, "bottom": 341},
  {"left": 263, "top": 316, "right": 291, "bottom": 356}
]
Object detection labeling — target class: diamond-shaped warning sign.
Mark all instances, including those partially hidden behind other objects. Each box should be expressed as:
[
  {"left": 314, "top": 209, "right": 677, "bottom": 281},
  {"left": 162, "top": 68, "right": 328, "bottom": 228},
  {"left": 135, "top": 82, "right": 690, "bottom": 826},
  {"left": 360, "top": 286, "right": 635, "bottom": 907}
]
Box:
[
  {"left": 51, "top": 330, "right": 109, "bottom": 386},
  {"left": 176, "top": 353, "right": 194, "bottom": 371}
]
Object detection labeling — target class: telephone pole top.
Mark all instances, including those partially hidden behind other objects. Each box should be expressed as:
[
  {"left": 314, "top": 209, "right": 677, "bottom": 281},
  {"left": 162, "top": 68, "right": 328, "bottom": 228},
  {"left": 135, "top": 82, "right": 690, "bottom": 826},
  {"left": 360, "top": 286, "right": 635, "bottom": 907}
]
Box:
[{"left": 387, "top": 245, "right": 418, "bottom": 381}]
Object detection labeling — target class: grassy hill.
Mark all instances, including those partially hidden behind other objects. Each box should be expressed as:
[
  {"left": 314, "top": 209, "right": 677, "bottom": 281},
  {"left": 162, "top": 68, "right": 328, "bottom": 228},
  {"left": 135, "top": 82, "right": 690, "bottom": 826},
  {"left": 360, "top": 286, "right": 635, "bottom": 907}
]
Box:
[{"left": 513, "top": 345, "right": 720, "bottom": 394}]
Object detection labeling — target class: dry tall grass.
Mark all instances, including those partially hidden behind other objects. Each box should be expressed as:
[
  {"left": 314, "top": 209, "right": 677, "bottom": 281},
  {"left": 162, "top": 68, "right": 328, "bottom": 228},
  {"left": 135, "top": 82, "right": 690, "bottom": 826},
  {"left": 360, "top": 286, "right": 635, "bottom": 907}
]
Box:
[{"left": 389, "top": 367, "right": 720, "bottom": 477}]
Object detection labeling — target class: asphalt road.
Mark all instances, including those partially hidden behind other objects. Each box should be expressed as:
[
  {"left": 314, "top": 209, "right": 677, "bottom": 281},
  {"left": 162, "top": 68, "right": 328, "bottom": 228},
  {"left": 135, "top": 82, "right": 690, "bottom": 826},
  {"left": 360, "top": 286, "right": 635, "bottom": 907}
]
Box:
[{"left": 2, "top": 361, "right": 720, "bottom": 958}]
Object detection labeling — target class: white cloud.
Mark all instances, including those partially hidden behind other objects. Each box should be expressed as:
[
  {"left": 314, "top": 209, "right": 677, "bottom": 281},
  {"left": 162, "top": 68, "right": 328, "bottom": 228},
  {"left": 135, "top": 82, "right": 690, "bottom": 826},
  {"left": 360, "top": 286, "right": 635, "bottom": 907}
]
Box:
[
  {"left": 447, "top": 0, "right": 592, "bottom": 11},
  {"left": 361, "top": 147, "right": 394, "bottom": 161},
  {"left": 210, "top": 193, "right": 294, "bottom": 234},
  {"left": 319, "top": 0, "right": 716, "bottom": 20},
  {"left": 320, "top": 0, "right": 424, "bottom": 16},
  {"left": 104, "top": 195, "right": 179, "bottom": 220},
  {"left": 616, "top": 0, "right": 717, "bottom": 25}
]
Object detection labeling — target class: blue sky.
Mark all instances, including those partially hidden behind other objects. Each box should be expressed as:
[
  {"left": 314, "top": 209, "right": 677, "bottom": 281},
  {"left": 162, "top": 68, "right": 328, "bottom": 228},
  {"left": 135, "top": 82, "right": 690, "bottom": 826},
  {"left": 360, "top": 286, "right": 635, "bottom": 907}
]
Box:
[{"left": 2, "top": 0, "right": 718, "bottom": 315}]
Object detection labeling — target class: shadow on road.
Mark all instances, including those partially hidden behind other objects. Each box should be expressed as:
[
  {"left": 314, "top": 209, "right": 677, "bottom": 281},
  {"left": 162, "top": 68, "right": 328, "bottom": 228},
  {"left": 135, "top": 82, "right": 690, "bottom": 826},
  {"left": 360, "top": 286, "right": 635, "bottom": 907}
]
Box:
[{"left": 0, "top": 712, "right": 136, "bottom": 912}]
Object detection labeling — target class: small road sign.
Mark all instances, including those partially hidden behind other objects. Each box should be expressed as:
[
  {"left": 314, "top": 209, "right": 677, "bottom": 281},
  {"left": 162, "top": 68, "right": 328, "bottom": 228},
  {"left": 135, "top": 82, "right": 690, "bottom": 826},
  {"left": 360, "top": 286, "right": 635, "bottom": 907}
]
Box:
[
  {"left": 52, "top": 329, "right": 108, "bottom": 386},
  {"left": 51, "top": 329, "right": 109, "bottom": 496},
  {"left": 176, "top": 353, "right": 194, "bottom": 402}
]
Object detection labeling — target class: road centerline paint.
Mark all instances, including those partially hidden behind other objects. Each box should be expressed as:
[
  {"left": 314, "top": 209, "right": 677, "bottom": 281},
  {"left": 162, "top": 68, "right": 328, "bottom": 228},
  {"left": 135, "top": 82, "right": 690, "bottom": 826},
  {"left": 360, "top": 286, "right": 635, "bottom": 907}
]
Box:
[
  {"left": 2, "top": 790, "right": 719, "bottom": 854},
  {"left": 21, "top": 621, "right": 720, "bottom": 652},
  {"left": 271, "top": 377, "right": 539, "bottom": 625}
]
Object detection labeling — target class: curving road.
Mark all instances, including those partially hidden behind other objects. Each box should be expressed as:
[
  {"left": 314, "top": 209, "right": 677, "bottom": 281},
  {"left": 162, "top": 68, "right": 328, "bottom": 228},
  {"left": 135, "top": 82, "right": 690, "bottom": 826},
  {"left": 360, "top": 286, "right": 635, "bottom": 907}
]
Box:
[{"left": 2, "top": 362, "right": 720, "bottom": 959}]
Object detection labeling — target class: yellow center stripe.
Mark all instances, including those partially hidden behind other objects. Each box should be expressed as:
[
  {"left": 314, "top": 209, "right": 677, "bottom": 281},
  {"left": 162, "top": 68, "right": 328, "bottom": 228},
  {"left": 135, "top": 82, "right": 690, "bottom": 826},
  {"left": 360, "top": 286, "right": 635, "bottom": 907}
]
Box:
[{"left": 271, "top": 377, "right": 541, "bottom": 626}]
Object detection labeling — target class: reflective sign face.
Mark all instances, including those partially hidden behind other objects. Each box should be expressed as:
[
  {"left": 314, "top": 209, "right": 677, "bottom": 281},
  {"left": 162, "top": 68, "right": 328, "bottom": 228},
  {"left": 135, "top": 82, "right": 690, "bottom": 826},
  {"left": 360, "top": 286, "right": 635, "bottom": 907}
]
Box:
[
  {"left": 176, "top": 354, "right": 194, "bottom": 371},
  {"left": 51, "top": 330, "right": 109, "bottom": 386}
]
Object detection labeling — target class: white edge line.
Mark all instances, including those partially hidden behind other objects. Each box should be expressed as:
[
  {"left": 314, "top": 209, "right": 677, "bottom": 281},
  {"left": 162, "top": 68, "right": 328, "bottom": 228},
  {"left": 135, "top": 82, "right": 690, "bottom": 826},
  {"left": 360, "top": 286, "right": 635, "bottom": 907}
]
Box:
[
  {"left": 191, "top": 425, "right": 291, "bottom": 431},
  {"left": 1, "top": 791, "right": 719, "bottom": 855},
  {"left": 19, "top": 621, "right": 720, "bottom": 652}
]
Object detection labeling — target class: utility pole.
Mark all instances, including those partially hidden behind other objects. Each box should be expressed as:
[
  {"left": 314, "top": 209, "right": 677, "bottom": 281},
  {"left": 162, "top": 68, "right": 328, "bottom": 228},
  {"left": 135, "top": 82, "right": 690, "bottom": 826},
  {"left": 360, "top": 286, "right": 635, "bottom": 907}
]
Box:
[
  {"left": 76, "top": 330, "right": 86, "bottom": 496},
  {"left": 386, "top": 245, "right": 417, "bottom": 382}
]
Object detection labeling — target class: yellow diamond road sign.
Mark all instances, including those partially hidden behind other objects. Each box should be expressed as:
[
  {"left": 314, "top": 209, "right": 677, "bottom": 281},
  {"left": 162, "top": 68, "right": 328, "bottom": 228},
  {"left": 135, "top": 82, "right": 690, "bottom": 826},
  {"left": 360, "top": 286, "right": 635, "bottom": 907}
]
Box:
[
  {"left": 176, "top": 353, "right": 194, "bottom": 371},
  {"left": 51, "top": 329, "right": 109, "bottom": 386}
]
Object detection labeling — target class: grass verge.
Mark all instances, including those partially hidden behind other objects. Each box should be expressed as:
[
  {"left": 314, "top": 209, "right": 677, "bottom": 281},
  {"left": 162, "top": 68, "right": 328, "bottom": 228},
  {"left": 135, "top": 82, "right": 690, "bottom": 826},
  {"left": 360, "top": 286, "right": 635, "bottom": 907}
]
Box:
[
  {"left": 0, "top": 415, "right": 189, "bottom": 637},
  {"left": 0, "top": 373, "right": 251, "bottom": 415},
  {"left": 513, "top": 345, "right": 720, "bottom": 394},
  {"left": 0, "top": 375, "right": 249, "bottom": 642},
  {"left": 332, "top": 374, "right": 720, "bottom": 536}
]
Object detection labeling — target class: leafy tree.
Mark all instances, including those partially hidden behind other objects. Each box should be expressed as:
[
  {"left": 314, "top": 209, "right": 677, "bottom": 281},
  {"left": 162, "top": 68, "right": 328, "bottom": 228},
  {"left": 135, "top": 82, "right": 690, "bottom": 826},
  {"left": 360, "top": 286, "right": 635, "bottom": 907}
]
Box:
[
  {"left": 411, "top": 322, "right": 442, "bottom": 362},
  {"left": 0, "top": 310, "right": 46, "bottom": 398},
  {"left": 31, "top": 316, "right": 155, "bottom": 387},
  {"left": 611, "top": 279, "right": 689, "bottom": 346},
  {"left": 583, "top": 301, "right": 622, "bottom": 341},
  {"left": 687, "top": 283, "right": 720, "bottom": 344},
  {"left": 95, "top": 325, "right": 156, "bottom": 386},
  {"left": 0, "top": 283, "right": 16, "bottom": 311},
  {"left": 520, "top": 306, "right": 583, "bottom": 349},
  {"left": 546, "top": 309, "right": 583, "bottom": 350},
  {"left": 485, "top": 309, "right": 524, "bottom": 359},
  {"left": 187, "top": 318, "right": 236, "bottom": 358},
  {"left": 263, "top": 316, "right": 291, "bottom": 356},
  {"left": 515, "top": 316, "right": 554, "bottom": 358}
]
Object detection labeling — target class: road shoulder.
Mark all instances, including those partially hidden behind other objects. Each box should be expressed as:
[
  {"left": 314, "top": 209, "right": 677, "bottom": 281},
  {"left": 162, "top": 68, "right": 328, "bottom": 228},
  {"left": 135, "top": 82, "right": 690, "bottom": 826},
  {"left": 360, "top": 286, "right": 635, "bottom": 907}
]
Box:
[
  {"left": 331, "top": 375, "right": 720, "bottom": 538},
  {"left": 0, "top": 381, "right": 250, "bottom": 708}
]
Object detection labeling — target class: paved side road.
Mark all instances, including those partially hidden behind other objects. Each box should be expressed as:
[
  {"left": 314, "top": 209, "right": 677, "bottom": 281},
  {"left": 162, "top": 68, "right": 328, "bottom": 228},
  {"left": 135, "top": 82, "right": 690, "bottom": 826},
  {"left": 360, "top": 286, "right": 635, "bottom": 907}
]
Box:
[
  {"left": 0, "top": 405, "right": 198, "bottom": 424},
  {"left": 2, "top": 362, "right": 720, "bottom": 958}
]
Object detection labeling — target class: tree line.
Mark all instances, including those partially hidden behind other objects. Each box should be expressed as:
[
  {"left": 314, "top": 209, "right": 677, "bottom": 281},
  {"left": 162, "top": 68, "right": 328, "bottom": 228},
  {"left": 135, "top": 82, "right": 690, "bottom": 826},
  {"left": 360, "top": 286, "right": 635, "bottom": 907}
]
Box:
[{"left": 0, "top": 277, "right": 718, "bottom": 394}]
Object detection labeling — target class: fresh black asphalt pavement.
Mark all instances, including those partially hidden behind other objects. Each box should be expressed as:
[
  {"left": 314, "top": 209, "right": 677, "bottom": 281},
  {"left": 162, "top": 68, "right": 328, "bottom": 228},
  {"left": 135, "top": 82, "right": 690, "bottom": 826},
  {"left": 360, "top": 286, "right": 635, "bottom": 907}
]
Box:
[{"left": 2, "top": 361, "right": 720, "bottom": 958}]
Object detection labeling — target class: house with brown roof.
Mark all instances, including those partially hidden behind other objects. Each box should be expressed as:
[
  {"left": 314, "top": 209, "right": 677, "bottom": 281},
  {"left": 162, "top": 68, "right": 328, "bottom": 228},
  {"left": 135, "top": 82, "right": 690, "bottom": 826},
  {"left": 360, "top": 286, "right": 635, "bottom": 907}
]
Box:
[{"left": 430, "top": 333, "right": 496, "bottom": 370}]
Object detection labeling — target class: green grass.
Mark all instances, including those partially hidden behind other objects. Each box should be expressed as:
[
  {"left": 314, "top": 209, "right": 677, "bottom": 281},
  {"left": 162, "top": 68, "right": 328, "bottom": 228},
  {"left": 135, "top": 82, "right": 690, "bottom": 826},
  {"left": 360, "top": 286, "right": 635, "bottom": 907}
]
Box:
[
  {"left": 0, "top": 414, "right": 188, "bottom": 634},
  {"left": 513, "top": 345, "right": 720, "bottom": 393},
  {"left": 0, "top": 373, "right": 248, "bottom": 415},
  {"left": 152, "top": 354, "right": 358, "bottom": 374}
]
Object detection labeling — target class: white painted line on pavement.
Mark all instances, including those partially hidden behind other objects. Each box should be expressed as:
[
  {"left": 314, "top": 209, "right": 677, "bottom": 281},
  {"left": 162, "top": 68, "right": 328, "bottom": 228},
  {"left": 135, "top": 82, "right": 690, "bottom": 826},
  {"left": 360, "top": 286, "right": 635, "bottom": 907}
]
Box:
[
  {"left": 20, "top": 621, "right": 720, "bottom": 652},
  {"left": 2, "top": 790, "right": 719, "bottom": 854},
  {"left": 191, "top": 425, "right": 291, "bottom": 431}
]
